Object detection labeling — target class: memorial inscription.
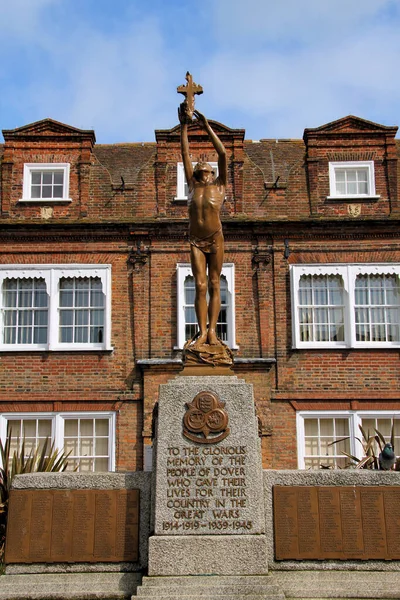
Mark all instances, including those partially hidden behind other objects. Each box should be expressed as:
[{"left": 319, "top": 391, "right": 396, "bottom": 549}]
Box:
[
  {"left": 274, "top": 486, "right": 400, "bottom": 561},
  {"left": 162, "top": 443, "right": 252, "bottom": 533},
  {"left": 6, "top": 489, "right": 139, "bottom": 564}
]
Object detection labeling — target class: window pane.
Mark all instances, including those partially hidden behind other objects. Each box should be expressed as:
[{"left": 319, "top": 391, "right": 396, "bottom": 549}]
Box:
[
  {"left": 90, "top": 290, "right": 104, "bottom": 307},
  {"left": 60, "top": 290, "right": 73, "bottom": 307},
  {"left": 31, "top": 172, "right": 41, "bottom": 185},
  {"left": 94, "top": 458, "right": 109, "bottom": 472},
  {"left": 23, "top": 421, "right": 36, "bottom": 437},
  {"left": 95, "top": 419, "right": 108, "bottom": 436},
  {"left": 34, "top": 310, "right": 48, "bottom": 326},
  {"left": 358, "top": 181, "right": 368, "bottom": 194},
  {"left": 60, "top": 310, "right": 73, "bottom": 326},
  {"left": 54, "top": 172, "right": 64, "bottom": 185},
  {"left": 76, "top": 310, "right": 89, "bottom": 326},
  {"left": 38, "top": 420, "right": 52, "bottom": 437},
  {"left": 53, "top": 185, "right": 63, "bottom": 198},
  {"left": 5, "top": 418, "right": 53, "bottom": 459},
  {"left": 31, "top": 186, "right": 41, "bottom": 198},
  {"left": 355, "top": 274, "right": 400, "bottom": 342},
  {"left": 60, "top": 327, "right": 73, "bottom": 343},
  {"left": 78, "top": 458, "right": 93, "bottom": 472},
  {"left": 59, "top": 278, "right": 104, "bottom": 345},
  {"left": 90, "top": 327, "right": 103, "bottom": 343},
  {"left": 302, "top": 417, "right": 350, "bottom": 469},
  {"left": 304, "top": 419, "right": 318, "bottom": 436},
  {"left": 4, "top": 311, "right": 17, "bottom": 327},
  {"left": 65, "top": 420, "right": 78, "bottom": 436},
  {"left": 75, "top": 327, "right": 88, "bottom": 343},
  {"left": 62, "top": 417, "right": 111, "bottom": 473},
  {"left": 2, "top": 278, "right": 48, "bottom": 346},
  {"left": 305, "top": 437, "right": 319, "bottom": 456},
  {"left": 34, "top": 327, "right": 47, "bottom": 344},
  {"left": 42, "top": 186, "right": 52, "bottom": 198},
  {"left": 81, "top": 420, "right": 93, "bottom": 435},
  {"left": 95, "top": 438, "right": 108, "bottom": 455},
  {"left": 298, "top": 274, "right": 344, "bottom": 343},
  {"left": 80, "top": 438, "right": 94, "bottom": 455},
  {"left": 64, "top": 438, "right": 79, "bottom": 454}
]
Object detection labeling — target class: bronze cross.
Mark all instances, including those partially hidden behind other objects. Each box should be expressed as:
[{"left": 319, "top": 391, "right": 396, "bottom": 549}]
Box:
[{"left": 177, "top": 72, "right": 203, "bottom": 119}]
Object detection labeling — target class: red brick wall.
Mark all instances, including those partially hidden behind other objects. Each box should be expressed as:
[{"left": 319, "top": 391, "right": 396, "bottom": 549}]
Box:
[{"left": 1, "top": 115, "right": 400, "bottom": 471}]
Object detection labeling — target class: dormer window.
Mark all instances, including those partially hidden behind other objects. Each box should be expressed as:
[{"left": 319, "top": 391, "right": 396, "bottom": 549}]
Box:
[
  {"left": 22, "top": 164, "right": 71, "bottom": 202},
  {"left": 328, "top": 161, "right": 379, "bottom": 200}
]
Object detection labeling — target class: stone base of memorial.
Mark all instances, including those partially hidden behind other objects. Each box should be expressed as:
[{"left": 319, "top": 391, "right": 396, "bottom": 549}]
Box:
[{"left": 149, "top": 375, "right": 267, "bottom": 576}]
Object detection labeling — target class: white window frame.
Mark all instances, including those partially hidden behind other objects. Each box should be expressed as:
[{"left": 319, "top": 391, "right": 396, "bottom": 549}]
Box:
[
  {"left": 21, "top": 163, "right": 71, "bottom": 202},
  {"left": 175, "top": 162, "right": 218, "bottom": 201},
  {"left": 176, "top": 262, "right": 237, "bottom": 349},
  {"left": 291, "top": 264, "right": 400, "bottom": 349},
  {"left": 328, "top": 161, "right": 379, "bottom": 200},
  {"left": 297, "top": 410, "right": 400, "bottom": 469},
  {"left": 0, "top": 264, "right": 112, "bottom": 351},
  {"left": 0, "top": 411, "right": 116, "bottom": 471}
]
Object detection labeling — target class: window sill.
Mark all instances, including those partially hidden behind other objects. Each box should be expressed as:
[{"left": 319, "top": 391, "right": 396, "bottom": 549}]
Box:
[
  {"left": 0, "top": 345, "right": 114, "bottom": 352},
  {"left": 18, "top": 198, "right": 73, "bottom": 204},
  {"left": 293, "top": 343, "right": 400, "bottom": 350},
  {"left": 173, "top": 196, "right": 188, "bottom": 204},
  {"left": 326, "top": 195, "right": 380, "bottom": 202}
]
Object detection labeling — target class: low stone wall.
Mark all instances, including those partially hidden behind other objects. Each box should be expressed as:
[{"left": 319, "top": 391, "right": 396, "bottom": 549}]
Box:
[
  {"left": 6, "top": 471, "right": 151, "bottom": 575},
  {"left": 6, "top": 469, "right": 400, "bottom": 577},
  {"left": 264, "top": 469, "right": 400, "bottom": 571}
]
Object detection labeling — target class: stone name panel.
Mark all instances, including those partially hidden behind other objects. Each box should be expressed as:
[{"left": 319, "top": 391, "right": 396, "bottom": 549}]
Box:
[
  {"left": 274, "top": 486, "right": 400, "bottom": 560},
  {"left": 5, "top": 489, "right": 139, "bottom": 564},
  {"left": 161, "top": 444, "right": 253, "bottom": 534}
]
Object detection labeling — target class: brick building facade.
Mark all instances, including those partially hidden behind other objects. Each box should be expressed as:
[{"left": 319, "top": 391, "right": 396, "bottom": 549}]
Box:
[{"left": 0, "top": 114, "right": 399, "bottom": 471}]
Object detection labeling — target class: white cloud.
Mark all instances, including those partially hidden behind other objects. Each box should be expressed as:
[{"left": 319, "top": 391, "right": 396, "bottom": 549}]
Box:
[
  {"left": 0, "top": 0, "right": 59, "bottom": 38},
  {"left": 196, "top": 0, "right": 400, "bottom": 138},
  {"left": 211, "top": 0, "right": 393, "bottom": 44}
]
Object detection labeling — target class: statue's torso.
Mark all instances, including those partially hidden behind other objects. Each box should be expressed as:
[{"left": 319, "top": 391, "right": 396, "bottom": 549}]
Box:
[{"left": 188, "top": 179, "right": 224, "bottom": 238}]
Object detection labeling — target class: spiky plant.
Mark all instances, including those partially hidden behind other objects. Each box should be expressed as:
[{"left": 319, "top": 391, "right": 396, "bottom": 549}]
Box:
[
  {"left": 328, "top": 422, "right": 397, "bottom": 469},
  {"left": 0, "top": 434, "right": 71, "bottom": 563}
]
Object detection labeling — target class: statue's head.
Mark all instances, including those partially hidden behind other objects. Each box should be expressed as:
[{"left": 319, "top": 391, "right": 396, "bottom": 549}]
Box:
[{"left": 193, "top": 162, "right": 214, "bottom": 182}]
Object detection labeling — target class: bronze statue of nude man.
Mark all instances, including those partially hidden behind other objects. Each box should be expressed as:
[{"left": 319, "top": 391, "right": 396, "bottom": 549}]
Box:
[{"left": 179, "top": 105, "right": 227, "bottom": 348}]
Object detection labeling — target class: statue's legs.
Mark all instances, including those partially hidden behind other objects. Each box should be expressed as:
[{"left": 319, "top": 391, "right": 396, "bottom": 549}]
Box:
[
  {"left": 206, "top": 241, "right": 224, "bottom": 345},
  {"left": 190, "top": 245, "right": 208, "bottom": 345}
]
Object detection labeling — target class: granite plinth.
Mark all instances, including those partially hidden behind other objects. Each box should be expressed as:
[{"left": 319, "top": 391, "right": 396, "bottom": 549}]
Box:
[
  {"left": 150, "top": 375, "right": 266, "bottom": 576},
  {"left": 148, "top": 535, "right": 268, "bottom": 576}
]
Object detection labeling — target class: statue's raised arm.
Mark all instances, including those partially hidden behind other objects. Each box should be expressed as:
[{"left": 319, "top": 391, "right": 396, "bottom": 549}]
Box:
[
  {"left": 178, "top": 102, "right": 194, "bottom": 186},
  {"left": 194, "top": 110, "right": 227, "bottom": 187}
]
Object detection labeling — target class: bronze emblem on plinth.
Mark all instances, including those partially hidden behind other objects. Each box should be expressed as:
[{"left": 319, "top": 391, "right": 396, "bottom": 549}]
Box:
[{"left": 183, "top": 391, "right": 230, "bottom": 444}]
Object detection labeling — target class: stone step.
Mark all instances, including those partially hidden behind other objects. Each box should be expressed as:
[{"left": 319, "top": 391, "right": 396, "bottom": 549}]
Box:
[
  {"left": 136, "top": 585, "right": 283, "bottom": 596},
  {"left": 0, "top": 590, "right": 128, "bottom": 600},
  {"left": 271, "top": 570, "right": 400, "bottom": 599},
  {"left": 134, "top": 576, "right": 285, "bottom": 600},
  {"left": 134, "top": 596, "right": 284, "bottom": 600},
  {"left": 0, "top": 572, "right": 141, "bottom": 600},
  {"left": 140, "top": 576, "right": 276, "bottom": 586}
]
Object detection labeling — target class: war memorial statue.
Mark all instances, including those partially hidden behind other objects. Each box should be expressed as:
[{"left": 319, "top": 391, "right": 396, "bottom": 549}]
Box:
[{"left": 178, "top": 73, "right": 233, "bottom": 367}]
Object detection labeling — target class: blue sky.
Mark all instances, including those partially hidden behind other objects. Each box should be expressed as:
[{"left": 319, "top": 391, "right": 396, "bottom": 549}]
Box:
[{"left": 1, "top": 0, "right": 400, "bottom": 143}]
